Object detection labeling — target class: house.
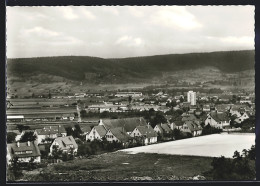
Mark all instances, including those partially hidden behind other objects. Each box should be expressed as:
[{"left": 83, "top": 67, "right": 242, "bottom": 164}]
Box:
[
  {"left": 181, "top": 121, "right": 202, "bottom": 136},
  {"left": 35, "top": 125, "right": 67, "bottom": 144},
  {"left": 7, "top": 141, "right": 41, "bottom": 165},
  {"left": 86, "top": 125, "right": 107, "bottom": 141},
  {"left": 15, "top": 129, "right": 38, "bottom": 142},
  {"left": 79, "top": 125, "right": 92, "bottom": 137},
  {"left": 105, "top": 127, "right": 132, "bottom": 147},
  {"left": 204, "top": 112, "right": 230, "bottom": 129},
  {"left": 194, "top": 108, "right": 202, "bottom": 116},
  {"left": 153, "top": 123, "right": 171, "bottom": 136},
  {"left": 215, "top": 104, "right": 232, "bottom": 113},
  {"left": 61, "top": 114, "right": 75, "bottom": 121},
  {"left": 50, "top": 136, "right": 78, "bottom": 155},
  {"left": 203, "top": 105, "right": 210, "bottom": 112},
  {"left": 173, "top": 120, "right": 185, "bottom": 130},
  {"left": 98, "top": 117, "right": 147, "bottom": 134},
  {"left": 168, "top": 122, "right": 178, "bottom": 130},
  {"left": 235, "top": 112, "right": 250, "bottom": 123},
  {"left": 130, "top": 125, "right": 157, "bottom": 145},
  {"left": 181, "top": 113, "right": 201, "bottom": 123}
]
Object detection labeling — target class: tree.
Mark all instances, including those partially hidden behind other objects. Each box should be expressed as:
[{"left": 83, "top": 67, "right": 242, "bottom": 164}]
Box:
[
  {"left": 51, "top": 145, "right": 63, "bottom": 160},
  {"left": 210, "top": 148, "right": 255, "bottom": 180},
  {"left": 19, "top": 131, "right": 37, "bottom": 142},
  {"left": 172, "top": 128, "right": 182, "bottom": 140},
  {"left": 16, "top": 125, "right": 30, "bottom": 133},
  {"left": 150, "top": 112, "right": 167, "bottom": 128},
  {"left": 7, "top": 132, "right": 17, "bottom": 143},
  {"left": 7, "top": 157, "right": 23, "bottom": 181},
  {"left": 128, "top": 96, "right": 132, "bottom": 105},
  {"left": 65, "top": 126, "right": 74, "bottom": 137}
]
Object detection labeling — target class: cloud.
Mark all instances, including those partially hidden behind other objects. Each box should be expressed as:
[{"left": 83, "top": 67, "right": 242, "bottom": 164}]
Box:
[
  {"left": 21, "top": 26, "right": 83, "bottom": 45},
  {"left": 101, "top": 7, "right": 119, "bottom": 16},
  {"left": 128, "top": 7, "right": 144, "bottom": 17},
  {"left": 22, "top": 26, "right": 60, "bottom": 37},
  {"left": 150, "top": 7, "right": 202, "bottom": 30},
  {"left": 115, "top": 35, "right": 144, "bottom": 47},
  {"left": 58, "top": 7, "right": 79, "bottom": 20},
  {"left": 80, "top": 8, "right": 96, "bottom": 20},
  {"left": 207, "top": 36, "right": 254, "bottom": 47}
]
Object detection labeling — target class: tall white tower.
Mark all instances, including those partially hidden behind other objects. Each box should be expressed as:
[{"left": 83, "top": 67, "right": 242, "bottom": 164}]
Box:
[{"left": 187, "top": 91, "right": 196, "bottom": 106}]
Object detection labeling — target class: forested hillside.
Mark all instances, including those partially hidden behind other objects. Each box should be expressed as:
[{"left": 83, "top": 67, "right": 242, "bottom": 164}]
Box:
[{"left": 7, "top": 50, "right": 254, "bottom": 83}]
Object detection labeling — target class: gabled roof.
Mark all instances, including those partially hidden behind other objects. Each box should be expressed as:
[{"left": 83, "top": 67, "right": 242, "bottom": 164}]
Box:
[
  {"left": 160, "top": 123, "right": 171, "bottom": 133},
  {"left": 53, "top": 136, "right": 78, "bottom": 150},
  {"left": 215, "top": 104, "right": 231, "bottom": 112},
  {"left": 108, "top": 127, "right": 132, "bottom": 143},
  {"left": 79, "top": 125, "right": 92, "bottom": 133},
  {"left": 174, "top": 120, "right": 184, "bottom": 126},
  {"left": 93, "top": 125, "right": 107, "bottom": 138},
  {"left": 7, "top": 141, "right": 41, "bottom": 158},
  {"left": 136, "top": 126, "right": 157, "bottom": 138},
  {"left": 36, "top": 125, "right": 66, "bottom": 135},
  {"left": 209, "top": 112, "right": 230, "bottom": 122},
  {"left": 100, "top": 117, "right": 147, "bottom": 133},
  {"left": 182, "top": 114, "right": 199, "bottom": 122},
  {"left": 184, "top": 121, "right": 202, "bottom": 132}
]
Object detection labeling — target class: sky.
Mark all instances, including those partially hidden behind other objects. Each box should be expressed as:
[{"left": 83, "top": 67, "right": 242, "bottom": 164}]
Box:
[{"left": 6, "top": 6, "right": 254, "bottom": 58}]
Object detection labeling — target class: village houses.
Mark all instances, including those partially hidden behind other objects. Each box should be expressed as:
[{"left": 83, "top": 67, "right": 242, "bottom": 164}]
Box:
[{"left": 7, "top": 141, "right": 41, "bottom": 165}]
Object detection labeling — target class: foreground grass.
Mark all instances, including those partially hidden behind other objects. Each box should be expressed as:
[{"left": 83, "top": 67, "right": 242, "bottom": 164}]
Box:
[{"left": 22, "top": 151, "right": 214, "bottom": 181}]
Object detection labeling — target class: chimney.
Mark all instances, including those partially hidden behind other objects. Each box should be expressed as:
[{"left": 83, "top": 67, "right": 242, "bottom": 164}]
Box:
[
  {"left": 17, "top": 142, "right": 20, "bottom": 147},
  {"left": 161, "top": 123, "right": 162, "bottom": 126},
  {"left": 27, "top": 141, "right": 30, "bottom": 146}
]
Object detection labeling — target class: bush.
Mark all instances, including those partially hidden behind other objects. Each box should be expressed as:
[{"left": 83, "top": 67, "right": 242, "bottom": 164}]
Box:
[
  {"left": 209, "top": 146, "right": 255, "bottom": 180},
  {"left": 202, "top": 125, "right": 222, "bottom": 135},
  {"left": 7, "top": 132, "right": 17, "bottom": 143}
]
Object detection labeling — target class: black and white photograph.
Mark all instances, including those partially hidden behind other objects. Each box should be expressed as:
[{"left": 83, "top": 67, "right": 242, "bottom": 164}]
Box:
[{"left": 5, "top": 5, "right": 256, "bottom": 182}]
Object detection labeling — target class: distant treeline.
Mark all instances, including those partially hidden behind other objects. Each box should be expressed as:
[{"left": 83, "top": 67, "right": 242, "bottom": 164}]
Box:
[{"left": 7, "top": 50, "right": 254, "bottom": 82}]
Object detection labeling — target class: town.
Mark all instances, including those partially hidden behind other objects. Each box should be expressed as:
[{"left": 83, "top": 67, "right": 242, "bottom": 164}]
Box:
[{"left": 6, "top": 86, "right": 255, "bottom": 180}]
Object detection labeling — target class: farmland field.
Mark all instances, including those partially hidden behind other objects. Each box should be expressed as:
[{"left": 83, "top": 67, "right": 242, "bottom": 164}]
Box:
[{"left": 121, "top": 133, "right": 255, "bottom": 158}]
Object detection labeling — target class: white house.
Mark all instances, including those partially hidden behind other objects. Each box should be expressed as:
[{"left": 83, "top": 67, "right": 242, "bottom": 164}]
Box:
[
  {"left": 204, "top": 112, "right": 230, "bottom": 129},
  {"left": 86, "top": 125, "right": 107, "bottom": 141},
  {"left": 49, "top": 136, "right": 78, "bottom": 155},
  {"left": 180, "top": 121, "right": 202, "bottom": 137},
  {"left": 130, "top": 125, "right": 157, "bottom": 145},
  {"left": 105, "top": 127, "right": 132, "bottom": 147}
]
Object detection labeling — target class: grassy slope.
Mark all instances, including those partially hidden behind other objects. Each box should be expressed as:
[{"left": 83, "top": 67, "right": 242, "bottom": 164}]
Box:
[{"left": 23, "top": 152, "right": 214, "bottom": 181}]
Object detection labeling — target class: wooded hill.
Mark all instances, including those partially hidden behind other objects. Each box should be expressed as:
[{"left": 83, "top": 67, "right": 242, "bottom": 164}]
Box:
[{"left": 7, "top": 50, "right": 254, "bottom": 83}]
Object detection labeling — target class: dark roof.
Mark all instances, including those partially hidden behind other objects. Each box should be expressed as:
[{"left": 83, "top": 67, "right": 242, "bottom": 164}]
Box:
[
  {"left": 36, "top": 125, "right": 66, "bottom": 135},
  {"left": 184, "top": 121, "right": 202, "bottom": 132},
  {"left": 79, "top": 125, "right": 92, "bottom": 133},
  {"left": 101, "top": 117, "right": 147, "bottom": 133},
  {"left": 108, "top": 127, "right": 132, "bottom": 143},
  {"left": 209, "top": 112, "right": 230, "bottom": 122},
  {"left": 136, "top": 126, "right": 157, "bottom": 138},
  {"left": 160, "top": 124, "right": 171, "bottom": 133},
  {"left": 7, "top": 141, "right": 41, "bottom": 158},
  {"left": 174, "top": 120, "right": 184, "bottom": 126},
  {"left": 181, "top": 114, "right": 199, "bottom": 122},
  {"left": 53, "top": 136, "right": 78, "bottom": 150},
  {"left": 93, "top": 125, "right": 107, "bottom": 138}
]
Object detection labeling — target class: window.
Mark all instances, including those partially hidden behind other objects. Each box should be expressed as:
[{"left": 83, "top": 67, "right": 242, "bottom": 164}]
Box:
[{"left": 26, "top": 150, "right": 32, "bottom": 154}]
